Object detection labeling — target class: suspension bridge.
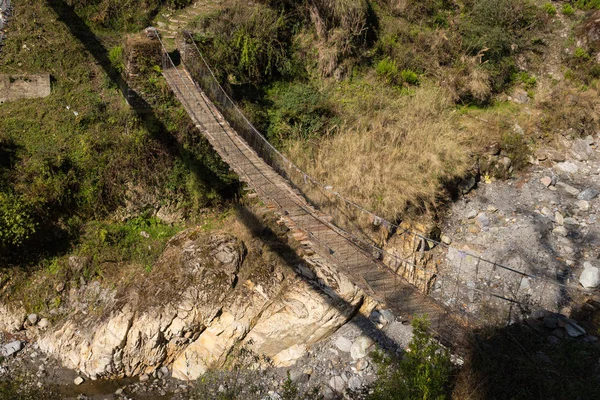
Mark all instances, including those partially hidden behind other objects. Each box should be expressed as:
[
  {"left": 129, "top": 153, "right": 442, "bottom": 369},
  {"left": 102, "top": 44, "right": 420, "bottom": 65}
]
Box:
[{"left": 153, "top": 30, "right": 589, "bottom": 342}]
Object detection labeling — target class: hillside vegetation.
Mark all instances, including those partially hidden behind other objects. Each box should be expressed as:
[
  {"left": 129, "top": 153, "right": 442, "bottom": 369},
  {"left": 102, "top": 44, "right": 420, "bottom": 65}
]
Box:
[
  {"left": 0, "top": 1, "right": 600, "bottom": 399},
  {"left": 189, "top": 0, "right": 600, "bottom": 221},
  {"left": 0, "top": 0, "right": 237, "bottom": 299},
  {"left": 0, "top": 0, "right": 599, "bottom": 309}
]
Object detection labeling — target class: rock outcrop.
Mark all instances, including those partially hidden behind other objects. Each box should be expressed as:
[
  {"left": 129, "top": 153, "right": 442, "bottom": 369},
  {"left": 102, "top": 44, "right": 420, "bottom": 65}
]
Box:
[{"left": 28, "top": 227, "right": 372, "bottom": 381}]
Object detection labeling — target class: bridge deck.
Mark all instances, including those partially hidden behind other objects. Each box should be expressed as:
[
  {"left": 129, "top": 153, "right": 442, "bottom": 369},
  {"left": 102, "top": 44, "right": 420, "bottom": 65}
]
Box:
[{"left": 163, "top": 66, "right": 465, "bottom": 344}]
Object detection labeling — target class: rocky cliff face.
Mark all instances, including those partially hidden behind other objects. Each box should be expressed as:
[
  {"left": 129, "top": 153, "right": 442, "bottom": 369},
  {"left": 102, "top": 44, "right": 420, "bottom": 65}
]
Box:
[{"left": 18, "top": 226, "right": 374, "bottom": 381}]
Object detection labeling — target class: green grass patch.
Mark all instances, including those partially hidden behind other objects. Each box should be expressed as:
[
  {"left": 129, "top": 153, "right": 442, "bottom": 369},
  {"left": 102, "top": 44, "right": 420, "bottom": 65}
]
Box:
[
  {"left": 76, "top": 216, "right": 182, "bottom": 273},
  {"left": 0, "top": 0, "right": 236, "bottom": 264},
  {"left": 543, "top": 2, "right": 557, "bottom": 15},
  {"left": 574, "top": 0, "right": 600, "bottom": 10},
  {"left": 562, "top": 3, "right": 575, "bottom": 15}
]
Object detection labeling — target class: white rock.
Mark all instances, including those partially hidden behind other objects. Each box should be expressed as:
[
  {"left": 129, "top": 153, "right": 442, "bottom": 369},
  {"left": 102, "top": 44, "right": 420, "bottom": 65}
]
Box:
[
  {"left": 575, "top": 200, "right": 590, "bottom": 211},
  {"left": 571, "top": 139, "right": 595, "bottom": 161},
  {"left": 347, "top": 375, "right": 364, "bottom": 391},
  {"left": 553, "top": 226, "right": 568, "bottom": 237},
  {"left": 0, "top": 341, "right": 23, "bottom": 357},
  {"left": 540, "top": 176, "right": 552, "bottom": 187},
  {"left": 554, "top": 162, "right": 579, "bottom": 174},
  {"left": 563, "top": 217, "right": 579, "bottom": 227},
  {"left": 475, "top": 213, "right": 490, "bottom": 228},
  {"left": 74, "top": 376, "right": 84, "bottom": 385},
  {"left": 578, "top": 188, "right": 600, "bottom": 201},
  {"left": 467, "top": 210, "right": 477, "bottom": 219},
  {"left": 440, "top": 235, "right": 452, "bottom": 245},
  {"left": 556, "top": 182, "right": 580, "bottom": 196},
  {"left": 37, "top": 318, "right": 50, "bottom": 329},
  {"left": 329, "top": 376, "right": 345, "bottom": 392},
  {"left": 555, "top": 212, "right": 564, "bottom": 226},
  {"left": 579, "top": 265, "right": 600, "bottom": 288},
  {"left": 355, "top": 359, "right": 369, "bottom": 371},
  {"left": 27, "top": 314, "right": 38, "bottom": 325},
  {"left": 350, "top": 336, "right": 374, "bottom": 360},
  {"left": 139, "top": 374, "right": 149, "bottom": 382},
  {"left": 334, "top": 336, "right": 353, "bottom": 353},
  {"left": 272, "top": 344, "right": 307, "bottom": 367}
]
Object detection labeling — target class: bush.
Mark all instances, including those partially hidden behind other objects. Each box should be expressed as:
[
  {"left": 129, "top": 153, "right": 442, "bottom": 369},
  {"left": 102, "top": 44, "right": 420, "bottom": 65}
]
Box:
[
  {"left": 501, "top": 131, "right": 530, "bottom": 172},
  {"left": 190, "top": 5, "right": 296, "bottom": 85},
  {"left": 404, "top": 0, "right": 454, "bottom": 23},
  {"left": 460, "top": 0, "right": 543, "bottom": 91},
  {"left": 266, "top": 82, "right": 337, "bottom": 145},
  {"left": 376, "top": 57, "right": 400, "bottom": 84},
  {"left": 401, "top": 69, "right": 420, "bottom": 85},
  {"left": 0, "top": 193, "right": 37, "bottom": 250},
  {"left": 67, "top": 0, "right": 159, "bottom": 31},
  {"left": 76, "top": 216, "right": 181, "bottom": 273},
  {"left": 562, "top": 3, "right": 575, "bottom": 15},
  {"left": 369, "top": 317, "right": 452, "bottom": 400},
  {"left": 575, "top": 47, "right": 591, "bottom": 60},
  {"left": 543, "top": 2, "right": 557, "bottom": 15},
  {"left": 513, "top": 71, "right": 537, "bottom": 89},
  {"left": 108, "top": 45, "right": 124, "bottom": 73},
  {"left": 574, "top": 0, "right": 600, "bottom": 10},
  {"left": 164, "top": 0, "right": 193, "bottom": 9}
]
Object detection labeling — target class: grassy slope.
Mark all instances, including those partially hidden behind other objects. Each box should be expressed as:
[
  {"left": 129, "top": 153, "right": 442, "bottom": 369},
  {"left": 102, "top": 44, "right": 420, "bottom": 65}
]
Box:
[{"left": 0, "top": 0, "right": 238, "bottom": 311}]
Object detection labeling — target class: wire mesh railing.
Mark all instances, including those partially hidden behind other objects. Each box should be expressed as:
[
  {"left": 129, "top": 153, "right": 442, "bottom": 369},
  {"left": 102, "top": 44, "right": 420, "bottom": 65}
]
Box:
[{"left": 156, "top": 29, "right": 592, "bottom": 327}]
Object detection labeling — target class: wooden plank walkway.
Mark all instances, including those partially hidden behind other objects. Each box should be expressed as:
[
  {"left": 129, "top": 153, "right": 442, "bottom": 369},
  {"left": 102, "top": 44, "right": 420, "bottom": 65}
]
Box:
[{"left": 163, "top": 66, "right": 466, "bottom": 344}]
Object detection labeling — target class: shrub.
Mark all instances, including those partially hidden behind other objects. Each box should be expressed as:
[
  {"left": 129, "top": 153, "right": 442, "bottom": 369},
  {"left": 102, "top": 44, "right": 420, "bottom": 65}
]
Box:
[
  {"left": 76, "top": 216, "right": 181, "bottom": 273},
  {"left": 562, "top": 3, "right": 575, "bottom": 15},
  {"left": 0, "top": 193, "right": 37, "bottom": 250},
  {"left": 460, "top": 0, "right": 543, "bottom": 92},
  {"left": 574, "top": 0, "right": 600, "bottom": 10},
  {"left": 369, "top": 316, "right": 453, "bottom": 400},
  {"left": 543, "top": 2, "right": 557, "bottom": 15},
  {"left": 266, "top": 82, "right": 337, "bottom": 145},
  {"left": 67, "top": 0, "right": 161, "bottom": 31},
  {"left": 404, "top": 0, "right": 455, "bottom": 23},
  {"left": 376, "top": 57, "right": 400, "bottom": 84},
  {"left": 575, "top": 47, "right": 591, "bottom": 60},
  {"left": 108, "top": 45, "right": 124, "bottom": 73},
  {"left": 513, "top": 71, "right": 537, "bottom": 89},
  {"left": 401, "top": 69, "right": 420, "bottom": 85},
  {"left": 164, "top": 0, "right": 193, "bottom": 9},
  {"left": 501, "top": 131, "right": 530, "bottom": 172},
  {"left": 190, "top": 5, "right": 295, "bottom": 84}
]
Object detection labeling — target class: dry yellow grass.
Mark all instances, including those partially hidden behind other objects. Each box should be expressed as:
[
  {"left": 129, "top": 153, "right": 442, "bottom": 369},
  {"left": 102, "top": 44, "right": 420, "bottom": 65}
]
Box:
[{"left": 287, "top": 79, "right": 473, "bottom": 221}]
